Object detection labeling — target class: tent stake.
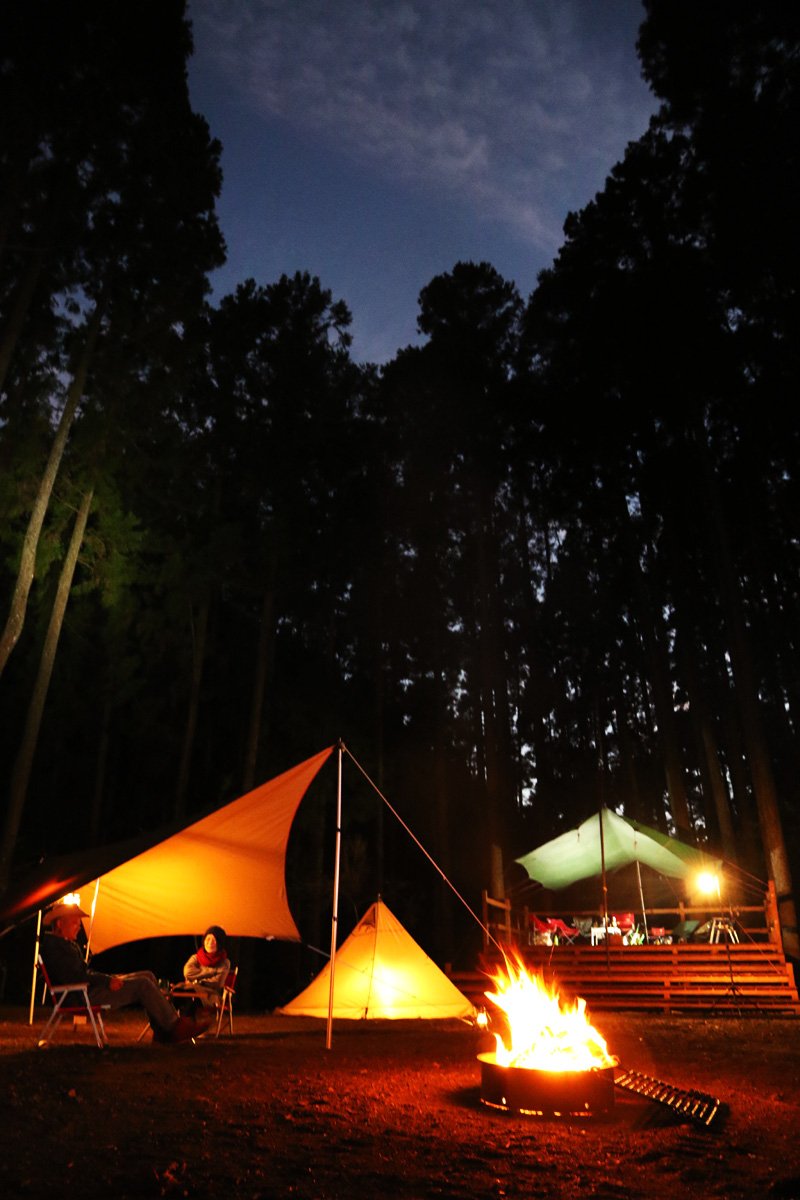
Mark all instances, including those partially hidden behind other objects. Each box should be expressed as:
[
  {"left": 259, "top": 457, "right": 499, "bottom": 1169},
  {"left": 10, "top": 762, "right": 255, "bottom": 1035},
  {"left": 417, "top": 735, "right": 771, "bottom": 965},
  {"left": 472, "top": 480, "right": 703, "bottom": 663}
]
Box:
[{"left": 326, "top": 742, "right": 344, "bottom": 1049}]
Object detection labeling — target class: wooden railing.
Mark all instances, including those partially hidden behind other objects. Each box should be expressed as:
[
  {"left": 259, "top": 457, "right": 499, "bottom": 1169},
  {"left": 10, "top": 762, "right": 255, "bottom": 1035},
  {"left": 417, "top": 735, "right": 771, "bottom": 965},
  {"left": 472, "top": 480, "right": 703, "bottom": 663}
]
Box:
[
  {"left": 481, "top": 881, "right": 782, "bottom": 954},
  {"left": 459, "top": 883, "right": 798, "bottom": 1015}
]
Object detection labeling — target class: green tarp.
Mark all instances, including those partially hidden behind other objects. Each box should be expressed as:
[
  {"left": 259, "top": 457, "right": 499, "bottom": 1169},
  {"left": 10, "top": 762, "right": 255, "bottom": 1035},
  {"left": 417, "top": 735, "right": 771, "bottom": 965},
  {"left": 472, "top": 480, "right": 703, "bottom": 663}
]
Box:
[{"left": 516, "top": 808, "right": 714, "bottom": 891}]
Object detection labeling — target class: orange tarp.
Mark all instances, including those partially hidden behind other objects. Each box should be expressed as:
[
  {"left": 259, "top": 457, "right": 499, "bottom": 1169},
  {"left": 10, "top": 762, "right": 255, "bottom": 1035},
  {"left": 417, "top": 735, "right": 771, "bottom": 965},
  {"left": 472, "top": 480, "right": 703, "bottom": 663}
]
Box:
[{"left": 0, "top": 748, "right": 334, "bottom": 952}]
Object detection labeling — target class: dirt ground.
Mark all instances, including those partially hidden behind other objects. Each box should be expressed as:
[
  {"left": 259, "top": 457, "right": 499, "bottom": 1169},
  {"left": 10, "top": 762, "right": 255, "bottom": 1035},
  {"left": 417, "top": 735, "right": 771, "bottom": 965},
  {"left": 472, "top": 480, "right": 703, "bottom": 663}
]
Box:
[{"left": 1, "top": 1006, "right": 799, "bottom": 1200}]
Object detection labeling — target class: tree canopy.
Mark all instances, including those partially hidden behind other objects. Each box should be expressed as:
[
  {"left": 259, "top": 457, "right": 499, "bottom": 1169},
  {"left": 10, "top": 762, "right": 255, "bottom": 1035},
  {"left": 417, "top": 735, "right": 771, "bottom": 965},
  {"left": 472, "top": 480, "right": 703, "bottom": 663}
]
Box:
[{"left": 1, "top": 0, "right": 798, "bottom": 960}]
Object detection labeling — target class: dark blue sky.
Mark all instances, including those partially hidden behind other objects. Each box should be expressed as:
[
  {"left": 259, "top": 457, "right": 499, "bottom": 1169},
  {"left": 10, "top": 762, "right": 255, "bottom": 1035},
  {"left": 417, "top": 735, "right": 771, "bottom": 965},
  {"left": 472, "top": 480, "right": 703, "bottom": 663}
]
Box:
[{"left": 187, "top": 0, "right": 658, "bottom": 364}]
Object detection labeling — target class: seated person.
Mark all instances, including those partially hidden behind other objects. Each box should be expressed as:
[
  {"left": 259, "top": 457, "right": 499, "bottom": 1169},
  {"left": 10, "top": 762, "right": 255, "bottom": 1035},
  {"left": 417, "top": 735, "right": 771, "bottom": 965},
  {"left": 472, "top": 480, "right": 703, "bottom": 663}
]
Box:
[
  {"left": 182, "top": 925, "right": 231, "bottom": 1008},
  {"left": 40, "top": 901, "right": 212, "bottom": 1044}
]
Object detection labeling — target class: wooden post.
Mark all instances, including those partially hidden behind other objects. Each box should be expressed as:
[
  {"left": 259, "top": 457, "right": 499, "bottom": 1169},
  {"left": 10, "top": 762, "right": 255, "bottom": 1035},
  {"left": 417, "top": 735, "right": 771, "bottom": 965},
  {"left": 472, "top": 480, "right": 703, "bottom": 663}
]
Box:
[{"left": 765, "top": 880, "right": 781, "bottom": 946}]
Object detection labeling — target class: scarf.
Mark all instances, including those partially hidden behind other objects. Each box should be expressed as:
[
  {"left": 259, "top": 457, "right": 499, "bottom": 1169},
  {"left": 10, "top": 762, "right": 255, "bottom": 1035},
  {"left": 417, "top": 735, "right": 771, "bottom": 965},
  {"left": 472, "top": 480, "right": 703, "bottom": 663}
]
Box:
[{"left": 197, "top": 945, "right": 226, "bottom": 968}]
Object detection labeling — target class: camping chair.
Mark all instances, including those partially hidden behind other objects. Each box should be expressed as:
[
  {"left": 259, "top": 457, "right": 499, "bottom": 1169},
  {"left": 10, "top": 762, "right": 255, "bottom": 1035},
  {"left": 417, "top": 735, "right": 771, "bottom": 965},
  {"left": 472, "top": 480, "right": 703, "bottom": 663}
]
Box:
[
  {"left": 546, "top": 918, "right": 580, "bottom": 945},
  {"left": 613, "top": 912, "right": 635, "bottom": 936},
  {"left": 161, "top": 966, "right": 237, "bottom": 1038},
  {"left": 214, "top": 967, "right": 238, "bottom": 1037},
  {"left": 36, "top": 954, "right": 109, "bottom": 1049},
  {"left": 166, "top": 980, "right": 204, "bottom": 1015},
  {"left": 528, "top": 915, "right": 552, "bottom": 946}
]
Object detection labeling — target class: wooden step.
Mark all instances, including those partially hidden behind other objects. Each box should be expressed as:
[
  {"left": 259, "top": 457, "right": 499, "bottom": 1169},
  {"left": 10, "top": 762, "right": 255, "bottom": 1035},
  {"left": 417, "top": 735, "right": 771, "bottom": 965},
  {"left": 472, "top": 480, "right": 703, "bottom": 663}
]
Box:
[{"left": 446, "top": 944, "right": 800, "bottom": 1015}]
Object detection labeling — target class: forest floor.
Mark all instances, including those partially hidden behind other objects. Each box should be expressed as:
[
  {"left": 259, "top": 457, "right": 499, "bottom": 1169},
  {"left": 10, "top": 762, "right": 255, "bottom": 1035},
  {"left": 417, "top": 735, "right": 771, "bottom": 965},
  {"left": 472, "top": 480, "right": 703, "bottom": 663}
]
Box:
[{"left": 1, "top": 1007, "right": 799, "bottom": 1199}]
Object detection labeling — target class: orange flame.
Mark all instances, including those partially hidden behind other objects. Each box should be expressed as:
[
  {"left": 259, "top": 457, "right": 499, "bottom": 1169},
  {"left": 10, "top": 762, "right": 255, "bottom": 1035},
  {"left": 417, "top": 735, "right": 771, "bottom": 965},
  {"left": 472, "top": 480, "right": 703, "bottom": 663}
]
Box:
[{"left": 485, "top": 956, "right": 617, "bottom": 1073}]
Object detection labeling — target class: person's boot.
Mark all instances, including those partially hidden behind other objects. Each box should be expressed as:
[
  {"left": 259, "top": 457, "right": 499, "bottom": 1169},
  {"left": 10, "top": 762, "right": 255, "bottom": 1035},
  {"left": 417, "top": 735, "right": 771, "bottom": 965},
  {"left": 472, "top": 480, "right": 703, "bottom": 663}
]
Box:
[{"left": 167, "top": 1011, "right": 213, "bottom": 1043}]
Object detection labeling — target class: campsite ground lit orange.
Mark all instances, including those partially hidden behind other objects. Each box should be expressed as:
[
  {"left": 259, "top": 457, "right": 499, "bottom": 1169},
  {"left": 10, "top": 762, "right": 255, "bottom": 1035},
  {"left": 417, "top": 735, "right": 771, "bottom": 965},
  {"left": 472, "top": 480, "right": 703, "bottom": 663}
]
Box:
[{"left": 1, "top": 1009, "right": 799, "bottom": 1199}]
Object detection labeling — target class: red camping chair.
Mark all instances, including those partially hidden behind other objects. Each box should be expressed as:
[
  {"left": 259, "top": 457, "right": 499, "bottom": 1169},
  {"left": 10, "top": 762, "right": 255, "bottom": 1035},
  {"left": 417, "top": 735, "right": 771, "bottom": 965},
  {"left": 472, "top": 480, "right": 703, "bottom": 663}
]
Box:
[
  {"left": 37, "top": 954, "right": 109, "bottom": 1049},
  {"left": 546, "top": 918, "right": 580, "bottom": 945},
  {"left": 613, "top": 913, "right": 635, "bottom": 935}
]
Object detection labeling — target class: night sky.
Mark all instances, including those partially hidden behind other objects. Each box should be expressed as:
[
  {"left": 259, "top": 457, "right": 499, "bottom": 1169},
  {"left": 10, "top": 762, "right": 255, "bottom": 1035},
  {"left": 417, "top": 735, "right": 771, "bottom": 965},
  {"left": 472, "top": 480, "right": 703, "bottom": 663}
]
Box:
[{"left": 186, "top": 0, "right": 658, "bottom": 364}]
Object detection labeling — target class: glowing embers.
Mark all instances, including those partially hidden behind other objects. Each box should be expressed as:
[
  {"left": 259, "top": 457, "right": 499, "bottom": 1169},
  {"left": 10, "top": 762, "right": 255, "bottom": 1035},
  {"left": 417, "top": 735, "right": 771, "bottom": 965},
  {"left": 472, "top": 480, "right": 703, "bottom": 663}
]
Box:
[{"left": 479, "top": 957, "right": 617, "bottom": 1116}]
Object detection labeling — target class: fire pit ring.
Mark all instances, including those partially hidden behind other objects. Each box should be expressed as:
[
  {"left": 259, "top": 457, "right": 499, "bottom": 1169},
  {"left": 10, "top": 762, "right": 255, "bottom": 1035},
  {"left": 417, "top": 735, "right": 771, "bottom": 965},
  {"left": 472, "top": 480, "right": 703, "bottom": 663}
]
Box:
[{"left": 478, "top": 1052, "right": 615, "bottom": 1116}]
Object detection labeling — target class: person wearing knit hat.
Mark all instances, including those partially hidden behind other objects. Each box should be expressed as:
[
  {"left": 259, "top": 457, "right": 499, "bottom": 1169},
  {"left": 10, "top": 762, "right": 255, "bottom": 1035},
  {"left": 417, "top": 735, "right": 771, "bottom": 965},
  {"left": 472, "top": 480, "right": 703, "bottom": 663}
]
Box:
[{"left": 182, "top": 925, "right": 231, "bottom": 1009}]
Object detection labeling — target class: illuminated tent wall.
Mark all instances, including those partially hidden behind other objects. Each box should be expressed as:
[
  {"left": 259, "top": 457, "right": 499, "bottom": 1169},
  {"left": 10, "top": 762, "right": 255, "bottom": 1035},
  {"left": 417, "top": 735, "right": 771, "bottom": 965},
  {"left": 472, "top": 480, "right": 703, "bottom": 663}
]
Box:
[
  {"left": 0, "top": 748, "right": 334, "bottom": 951},
  {"left": 280, "top": 899, "right": 476, "bottom": 1020},
  {"left": 516, "top": 808, "right": 714, "bottom": 891}
]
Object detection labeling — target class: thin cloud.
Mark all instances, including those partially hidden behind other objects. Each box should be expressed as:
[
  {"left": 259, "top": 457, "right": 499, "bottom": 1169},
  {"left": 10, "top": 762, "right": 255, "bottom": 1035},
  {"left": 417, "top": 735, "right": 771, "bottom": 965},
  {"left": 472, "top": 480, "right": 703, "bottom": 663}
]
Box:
[{"left": 191, "top": 0, "right": 655, "bottom": 255}]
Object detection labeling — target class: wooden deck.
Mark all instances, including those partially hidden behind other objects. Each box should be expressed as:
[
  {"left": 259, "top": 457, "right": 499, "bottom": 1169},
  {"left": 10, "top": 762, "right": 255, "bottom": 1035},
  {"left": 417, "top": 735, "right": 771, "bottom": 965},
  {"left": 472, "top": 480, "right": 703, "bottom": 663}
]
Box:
[{"left": 447, "top": 941, "right": 800, "bottom": 1016}]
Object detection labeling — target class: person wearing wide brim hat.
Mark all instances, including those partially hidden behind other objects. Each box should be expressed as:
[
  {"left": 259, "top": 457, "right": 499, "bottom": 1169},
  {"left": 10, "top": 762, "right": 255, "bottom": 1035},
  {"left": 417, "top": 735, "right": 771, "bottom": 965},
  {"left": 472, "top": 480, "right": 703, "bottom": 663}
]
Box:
[
  {"left": 40, "top": 901, "right": 213, "bottom": 1044},
  {"left": 43, "top": 901, "right": 90, "bottom": 925},
  {"left": 181, "top": 925, "right": 231, "bottom": 1010}
]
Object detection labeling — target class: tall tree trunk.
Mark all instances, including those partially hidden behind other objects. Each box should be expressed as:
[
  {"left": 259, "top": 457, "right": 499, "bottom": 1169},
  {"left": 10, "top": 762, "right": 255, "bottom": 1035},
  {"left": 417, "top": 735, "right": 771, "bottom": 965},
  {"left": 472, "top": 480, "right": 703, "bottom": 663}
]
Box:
[
  {"left": 717, "top": 678, "right": 762, "bottom": 869},
  {"left": 432, "top": 642, "right": 454, "bottom": 962},
  {"left": 0, "top": 301, "right": 103, "bottom": 678},
  {"left": 90, "top": 689, "right": 113, "bottom": 845},
  {"left": 679, "top": 635, "right": 738, "bottom": 863},
  {"left": 372, "top": 627, "right": 385, "bottom": 899},
  {"left": 698, "top": 439, "right": 799, "bottom": 959},
  {"left": 613, "top": 682, "right": 642, "bottom": 819},
  {"left": 174, "top": 600, "right": 210, "bottom": 820},
  {"left": 0, "top": 487, "right": 94, "bottom": 891},
  {"left": 516, "top": 476, "right": 553, "bottom": 815},
  {"left": 242, "top": 579, "right": 275, "bottom": 794},
  {"left": 0, "top": 247, "right": 44, "bottom": 396},
  {"left": 474, "top": 491, "right": 505, "bottom": 899},
  {"left": 618, "top": 490, "right": 693, "bottom": 840},
  {"left": 0, "top": 163, "right": 30, "bottom": 267},
  {"left": 665, "top": 520, "right": 739, "bottom": 863}
]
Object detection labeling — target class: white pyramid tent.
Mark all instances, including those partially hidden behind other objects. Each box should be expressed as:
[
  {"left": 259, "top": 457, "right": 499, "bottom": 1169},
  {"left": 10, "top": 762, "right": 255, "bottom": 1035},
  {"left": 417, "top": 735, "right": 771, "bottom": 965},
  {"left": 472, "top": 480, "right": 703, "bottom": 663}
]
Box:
[{"left": 281, "top": 898, "right": 475, "bottom": 1020}]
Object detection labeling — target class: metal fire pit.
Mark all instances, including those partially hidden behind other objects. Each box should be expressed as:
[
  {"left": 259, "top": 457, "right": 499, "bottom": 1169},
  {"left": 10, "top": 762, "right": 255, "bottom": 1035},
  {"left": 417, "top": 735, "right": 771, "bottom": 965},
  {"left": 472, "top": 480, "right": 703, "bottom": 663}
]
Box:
[{"left": 478, "top": 1052, "right": 615, "bottom": 1116}]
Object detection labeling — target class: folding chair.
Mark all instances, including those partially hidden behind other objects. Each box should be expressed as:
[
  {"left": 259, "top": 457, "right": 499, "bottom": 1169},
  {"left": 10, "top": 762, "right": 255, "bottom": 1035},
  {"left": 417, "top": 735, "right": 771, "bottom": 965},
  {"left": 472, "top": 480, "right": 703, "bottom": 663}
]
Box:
[
  {"left": 571, "top": 917, "right": 593, "bottom": 941},
  {"left": 37, "top": 954, "right": 109, "bottom": 1049},
  {"left": 546, "top": 918, "right": 580, "bottom": 945},
  {"left": 528, "top": 915, "right": 552, "bottom": 945},
  {"left": 215, "top": 967, "right": 237, "bottom": 1037},
  {"left": 147, "top": 967, "right": 237, "bottom": 1040}
]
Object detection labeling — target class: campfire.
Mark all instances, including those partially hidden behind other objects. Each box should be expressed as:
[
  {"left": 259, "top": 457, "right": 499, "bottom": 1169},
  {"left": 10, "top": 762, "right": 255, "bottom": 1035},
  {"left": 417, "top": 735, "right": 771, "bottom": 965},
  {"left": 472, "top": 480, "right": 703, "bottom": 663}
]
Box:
[{"left": 479, "top": 957, "right": 617, "bottom": 1116}]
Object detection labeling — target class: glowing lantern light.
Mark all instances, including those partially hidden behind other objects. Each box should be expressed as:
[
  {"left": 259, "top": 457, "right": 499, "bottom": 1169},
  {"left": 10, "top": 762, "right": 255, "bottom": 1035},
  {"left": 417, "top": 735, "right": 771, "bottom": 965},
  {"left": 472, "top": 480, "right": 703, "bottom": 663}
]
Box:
[{"left": 697, "top": 872, "right": 721, "bottom": 897}]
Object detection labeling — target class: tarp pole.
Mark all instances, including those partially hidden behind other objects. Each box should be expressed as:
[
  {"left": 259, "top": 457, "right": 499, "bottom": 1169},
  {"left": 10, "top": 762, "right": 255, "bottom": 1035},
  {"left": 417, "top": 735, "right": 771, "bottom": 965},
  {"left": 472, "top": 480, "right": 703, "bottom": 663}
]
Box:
[
  {"left": 599, "top": 807, "right": 609, "bottom": 973},
  {"left": 636, "top": 859, "right": 649, "bottom": 943},
  {"left": 85, "top": 877, "right": 101, "bottom": 961},
  {"left": 28, "top": 909, "right": 43, "bottom": 1025},
  {"left": 326, "top": 742, "right": 344, "bottom": 1050}
]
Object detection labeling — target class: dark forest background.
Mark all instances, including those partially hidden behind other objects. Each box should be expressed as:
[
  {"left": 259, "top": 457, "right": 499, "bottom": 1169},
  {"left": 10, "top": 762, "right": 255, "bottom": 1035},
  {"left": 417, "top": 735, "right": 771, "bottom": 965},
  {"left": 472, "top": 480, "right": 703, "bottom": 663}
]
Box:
[{"left": 2, "top": 1, "right": 799, "bottom": 984}]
